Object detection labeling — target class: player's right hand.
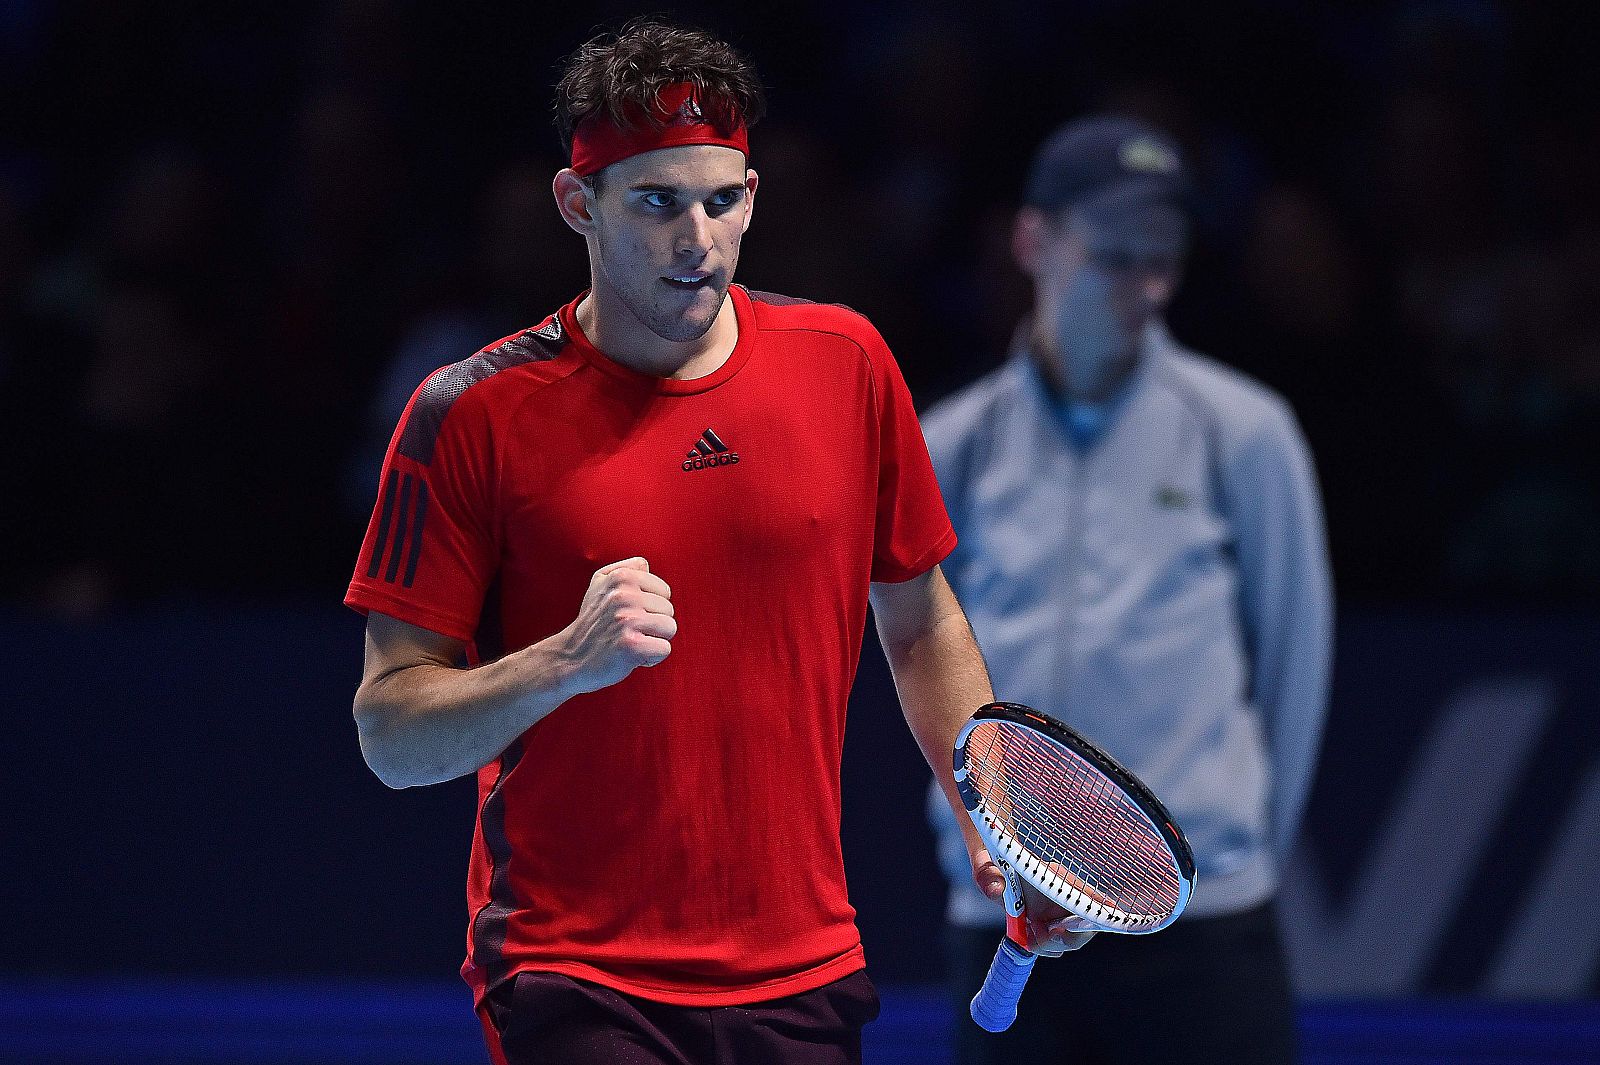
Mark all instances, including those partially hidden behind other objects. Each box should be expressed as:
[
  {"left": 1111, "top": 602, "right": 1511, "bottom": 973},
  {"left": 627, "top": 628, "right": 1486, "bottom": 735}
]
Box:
[{"left": 555, "top": 557, "right": 677, "bottom": 694}]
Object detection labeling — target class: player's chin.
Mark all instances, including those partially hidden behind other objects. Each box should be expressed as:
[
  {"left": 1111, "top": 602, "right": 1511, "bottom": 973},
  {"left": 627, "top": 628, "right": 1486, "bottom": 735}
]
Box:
[{"left": 649, "top": 280, "right": 728, "bottom": 340}]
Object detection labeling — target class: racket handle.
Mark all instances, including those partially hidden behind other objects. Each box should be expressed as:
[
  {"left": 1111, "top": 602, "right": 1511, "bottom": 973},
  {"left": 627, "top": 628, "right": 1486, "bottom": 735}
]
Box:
[{"left": 970, "top": 936, "right": 1036, "bottom": 1033}]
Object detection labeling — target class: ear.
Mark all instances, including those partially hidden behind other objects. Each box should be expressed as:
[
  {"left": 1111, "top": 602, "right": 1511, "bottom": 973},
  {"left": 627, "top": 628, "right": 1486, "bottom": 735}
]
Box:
[
  {"left": 1012, "top": 206, "right": 1048, "bottom": 277},
  {"left": 553, "top": 168, "right": 596, "bottom": 235},
  {"left": 740, "top": 168, "right": 759, "bottom": 235}
]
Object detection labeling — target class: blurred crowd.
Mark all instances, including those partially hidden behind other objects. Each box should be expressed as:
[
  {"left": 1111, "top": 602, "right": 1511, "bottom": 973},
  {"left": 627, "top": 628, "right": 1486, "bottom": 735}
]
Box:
[{"left": 2, "top": 0, "right": 1598, "bottom": 613}]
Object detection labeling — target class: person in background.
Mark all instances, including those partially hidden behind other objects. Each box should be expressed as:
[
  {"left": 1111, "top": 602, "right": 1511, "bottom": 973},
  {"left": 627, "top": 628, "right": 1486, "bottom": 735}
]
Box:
[{"left": 924, "top": 114, "right": 1333, "bottom": 1065}]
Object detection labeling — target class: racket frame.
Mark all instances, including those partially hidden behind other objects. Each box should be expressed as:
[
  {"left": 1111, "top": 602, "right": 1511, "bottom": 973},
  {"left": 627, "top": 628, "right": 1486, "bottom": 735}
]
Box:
[{"left": 953, "top": 701, "right": 1197, "bottom": 935}]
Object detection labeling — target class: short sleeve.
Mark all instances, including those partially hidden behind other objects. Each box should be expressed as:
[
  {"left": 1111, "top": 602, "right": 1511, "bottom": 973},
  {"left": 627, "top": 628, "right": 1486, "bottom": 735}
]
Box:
[
  {"left": 344, "top": 368, "right": 498, "bottom": 641},
  {"left": 865, "top": 329, "right": 958, "bottom": 583}
]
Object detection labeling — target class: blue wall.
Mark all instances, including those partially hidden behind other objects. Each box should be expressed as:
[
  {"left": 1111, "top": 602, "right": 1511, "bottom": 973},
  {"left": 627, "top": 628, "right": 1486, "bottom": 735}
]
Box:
[
  {"left": 0, "top": 601, "right": 940, "bottom": 984},
  {"left": 2, "top": 603, "right": 1596, "bottom": 997}
]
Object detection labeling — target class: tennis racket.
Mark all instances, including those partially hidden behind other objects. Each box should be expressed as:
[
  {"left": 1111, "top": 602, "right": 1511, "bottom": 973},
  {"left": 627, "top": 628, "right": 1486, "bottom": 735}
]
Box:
[{"left": 954, "top": 702, "right": 1197, "bottom": 1033}]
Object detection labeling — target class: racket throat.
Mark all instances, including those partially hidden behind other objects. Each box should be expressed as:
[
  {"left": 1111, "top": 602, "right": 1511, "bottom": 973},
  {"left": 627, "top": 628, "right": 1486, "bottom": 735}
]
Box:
[
  {"left": 1000, "top": 861, "right": 1030, "bottom": 950},
  {"left": 1005, "top": 912, "right": 1030, "bottom": 951}
]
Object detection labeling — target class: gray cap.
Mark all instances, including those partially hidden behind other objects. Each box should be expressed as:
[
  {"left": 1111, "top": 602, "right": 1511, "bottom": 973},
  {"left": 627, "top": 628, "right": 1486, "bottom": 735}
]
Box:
[{"left": 1024, "top": 114, "right": 1192, "bottom": 214}]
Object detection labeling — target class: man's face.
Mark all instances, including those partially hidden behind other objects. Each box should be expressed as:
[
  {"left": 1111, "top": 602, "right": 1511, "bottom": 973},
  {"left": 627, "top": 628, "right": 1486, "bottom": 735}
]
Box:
[
  {"left": 1025, "top": 202, "right": 1187, "bottom": 400},
  {"left": 586, "top": 145, "right": 757, "bottom": 343}
]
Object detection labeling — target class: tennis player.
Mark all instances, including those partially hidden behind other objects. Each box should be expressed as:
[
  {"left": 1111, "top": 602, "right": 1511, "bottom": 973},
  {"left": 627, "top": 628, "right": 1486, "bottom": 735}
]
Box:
[{"left": 346, "top": 20, "right": 1086, "bottom": 1065}]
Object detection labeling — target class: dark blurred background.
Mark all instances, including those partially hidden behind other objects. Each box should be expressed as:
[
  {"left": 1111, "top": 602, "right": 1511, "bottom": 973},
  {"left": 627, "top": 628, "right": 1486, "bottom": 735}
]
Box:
[
  {"left": 7, "top": 0, "right": 1600, "bottom": 611},
  {"left": 2, "top": 0, "right": 1598, "bottom": 1054}
]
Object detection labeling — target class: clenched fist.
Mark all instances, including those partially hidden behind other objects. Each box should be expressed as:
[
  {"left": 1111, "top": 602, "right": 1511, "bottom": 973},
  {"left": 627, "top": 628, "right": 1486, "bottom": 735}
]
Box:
[{"left": 554, "top": 557, "right": 677, "bottom": 695}]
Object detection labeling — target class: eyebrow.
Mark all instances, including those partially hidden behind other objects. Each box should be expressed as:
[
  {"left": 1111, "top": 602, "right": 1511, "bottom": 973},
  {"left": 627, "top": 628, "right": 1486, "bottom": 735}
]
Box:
[{"left": 626, "top": 182, "right": 747, "bottom": 197}]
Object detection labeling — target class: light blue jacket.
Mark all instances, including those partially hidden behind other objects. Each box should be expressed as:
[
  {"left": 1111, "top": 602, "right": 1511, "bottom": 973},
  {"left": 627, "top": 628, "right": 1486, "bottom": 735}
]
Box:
[{"left": 924, "top": 324, "right": 1333, "bottom": 924}]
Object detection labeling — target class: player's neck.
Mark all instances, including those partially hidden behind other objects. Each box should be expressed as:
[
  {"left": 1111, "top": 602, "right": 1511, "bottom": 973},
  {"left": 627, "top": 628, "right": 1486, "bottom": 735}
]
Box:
[{"left": 576, "top": 286, "right": 738, "bottom": 381}]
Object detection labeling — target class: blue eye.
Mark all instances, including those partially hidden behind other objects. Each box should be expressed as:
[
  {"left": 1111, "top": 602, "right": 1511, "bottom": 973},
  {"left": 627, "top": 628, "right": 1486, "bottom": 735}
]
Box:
[{"left": 643, "top": 192, "right": 674, "bottom": 209}]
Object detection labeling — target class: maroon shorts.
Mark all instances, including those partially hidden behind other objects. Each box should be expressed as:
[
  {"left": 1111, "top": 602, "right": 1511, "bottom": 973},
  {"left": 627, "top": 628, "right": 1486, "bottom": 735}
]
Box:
[{"left": 476, "top": 969, "right": 881, "bottom": 1065}]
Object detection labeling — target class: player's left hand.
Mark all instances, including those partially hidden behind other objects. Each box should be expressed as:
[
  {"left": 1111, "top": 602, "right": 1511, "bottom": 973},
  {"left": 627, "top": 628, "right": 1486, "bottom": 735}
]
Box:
[
  {"left": 969, "top": 845, "right": 1007, "bottom": 902},
  {"left": 969, "top": 845, "right": 1097, "bottom": 956},
  {"left": 1018, "top": 879, "right": 1097, "bottom": 956}
]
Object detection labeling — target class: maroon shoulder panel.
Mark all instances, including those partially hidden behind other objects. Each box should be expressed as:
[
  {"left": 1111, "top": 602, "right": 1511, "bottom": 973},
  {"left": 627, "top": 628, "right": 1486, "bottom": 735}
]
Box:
[{"left": 396, "top": 319, "right": 564, "bottom": 466}]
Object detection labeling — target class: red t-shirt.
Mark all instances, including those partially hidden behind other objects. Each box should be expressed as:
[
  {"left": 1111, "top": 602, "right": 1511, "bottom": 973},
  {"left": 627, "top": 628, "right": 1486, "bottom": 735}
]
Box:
[{"left": 345, "top": 284, "right": 956, "bottom": 1007}]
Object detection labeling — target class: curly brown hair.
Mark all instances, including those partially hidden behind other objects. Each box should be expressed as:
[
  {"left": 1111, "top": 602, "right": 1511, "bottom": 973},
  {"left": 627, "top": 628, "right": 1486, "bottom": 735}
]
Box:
[{"left": 553, "top": 18, "right": 766, "bottom": 158}]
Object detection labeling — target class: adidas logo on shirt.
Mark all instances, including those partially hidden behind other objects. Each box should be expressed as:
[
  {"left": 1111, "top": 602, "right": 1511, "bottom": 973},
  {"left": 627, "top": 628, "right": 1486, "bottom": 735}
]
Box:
[{"left": 682, "top": 428, "right": 740, "bottom": 471}]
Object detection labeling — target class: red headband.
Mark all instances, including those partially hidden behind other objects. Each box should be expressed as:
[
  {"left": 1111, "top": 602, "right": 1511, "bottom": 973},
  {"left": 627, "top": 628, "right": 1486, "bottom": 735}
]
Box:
[{"left": 570, "top": 82, "right": 749, "bottom": 177}]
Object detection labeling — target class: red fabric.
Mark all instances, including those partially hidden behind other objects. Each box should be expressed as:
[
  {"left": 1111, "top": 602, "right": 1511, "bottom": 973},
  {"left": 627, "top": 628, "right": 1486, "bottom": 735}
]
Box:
[
  {"left": 570, "top": 82, "right": 749, "bottom": 176},
  {"left": 346, "top": 285, "right": 955, "bottom": 1007}
]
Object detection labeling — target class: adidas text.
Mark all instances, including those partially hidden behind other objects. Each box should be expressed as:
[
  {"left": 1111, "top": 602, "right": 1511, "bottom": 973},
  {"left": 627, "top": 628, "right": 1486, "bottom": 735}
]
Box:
[{"left": 683, "top": 452, "right": 740, "bottom": 471}]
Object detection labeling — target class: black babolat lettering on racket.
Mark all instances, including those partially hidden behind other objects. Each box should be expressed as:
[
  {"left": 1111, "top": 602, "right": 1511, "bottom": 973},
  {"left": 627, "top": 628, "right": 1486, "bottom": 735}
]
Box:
[{"left": 954, "top": 702, "right": 1197, "bottom": 1033}]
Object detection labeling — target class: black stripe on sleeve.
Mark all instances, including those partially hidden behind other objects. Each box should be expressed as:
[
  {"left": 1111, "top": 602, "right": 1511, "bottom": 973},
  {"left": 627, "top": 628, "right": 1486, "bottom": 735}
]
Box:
[
  {"left": 402, "top": 481, "right": 429, "bottom": 588},
  {"left": 385, "top": 474, "right": 413, "bottom": 583},
  {"left": 366, "top": 470, "right": 400, "bottom": 579}
]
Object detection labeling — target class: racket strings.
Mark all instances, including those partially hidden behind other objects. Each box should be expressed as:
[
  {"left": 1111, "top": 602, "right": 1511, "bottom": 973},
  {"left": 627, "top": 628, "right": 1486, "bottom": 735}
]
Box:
[
  {"left": 978, "top": 771, "right": 1176, "bottom": 917},
  {"left": 985, "top": 774, "right": 1176, "bottom": 912},
  {"left": 967, "top": 722, "right": 1180, "bottom": 917},
  {"left": 1008, "top": 772, "right": 1177, "bottom": 912},
  {"left": 994, "top": 741, "right": 1178, "bottom": 909},
  {"left": 1014, "top": 752, "right": 1172, "bottom": 885}
]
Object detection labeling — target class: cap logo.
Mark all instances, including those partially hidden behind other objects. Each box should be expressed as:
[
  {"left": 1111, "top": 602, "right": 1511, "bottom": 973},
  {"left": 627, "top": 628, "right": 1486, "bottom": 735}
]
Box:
[
  {"left": 675, "top": 96, "right": 705, "bottom": 125},
  {"left": 1119, "top": 136, "right": 1179, "bottom": 175}
]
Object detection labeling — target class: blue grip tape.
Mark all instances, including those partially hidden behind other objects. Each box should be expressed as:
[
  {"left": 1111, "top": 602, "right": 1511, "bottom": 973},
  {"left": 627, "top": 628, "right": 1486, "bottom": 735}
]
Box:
[{"left": 969, "top": 937, "right": 1036, "bottom": 1033}]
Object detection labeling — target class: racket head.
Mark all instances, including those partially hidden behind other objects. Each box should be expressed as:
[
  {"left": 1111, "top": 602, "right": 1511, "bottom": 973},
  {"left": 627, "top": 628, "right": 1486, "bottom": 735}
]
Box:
[{"left": 954, "top": 702, "right": 1196, "bottom": 933}]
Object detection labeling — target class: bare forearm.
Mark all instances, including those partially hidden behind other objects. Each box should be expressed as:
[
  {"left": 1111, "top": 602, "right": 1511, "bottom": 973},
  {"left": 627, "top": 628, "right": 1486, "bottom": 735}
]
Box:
[
  {"left": 354, "top": 637, "right": 578, "bottom": 788},
  {"left": 354, "top": 558, "right": 677, "bottom": 789},
  {"left": 873, "top": 569, "right": 1091, "bottom": 950},
  {"left": 877, "top": 607, "right": 995, "bottom": 856}
]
